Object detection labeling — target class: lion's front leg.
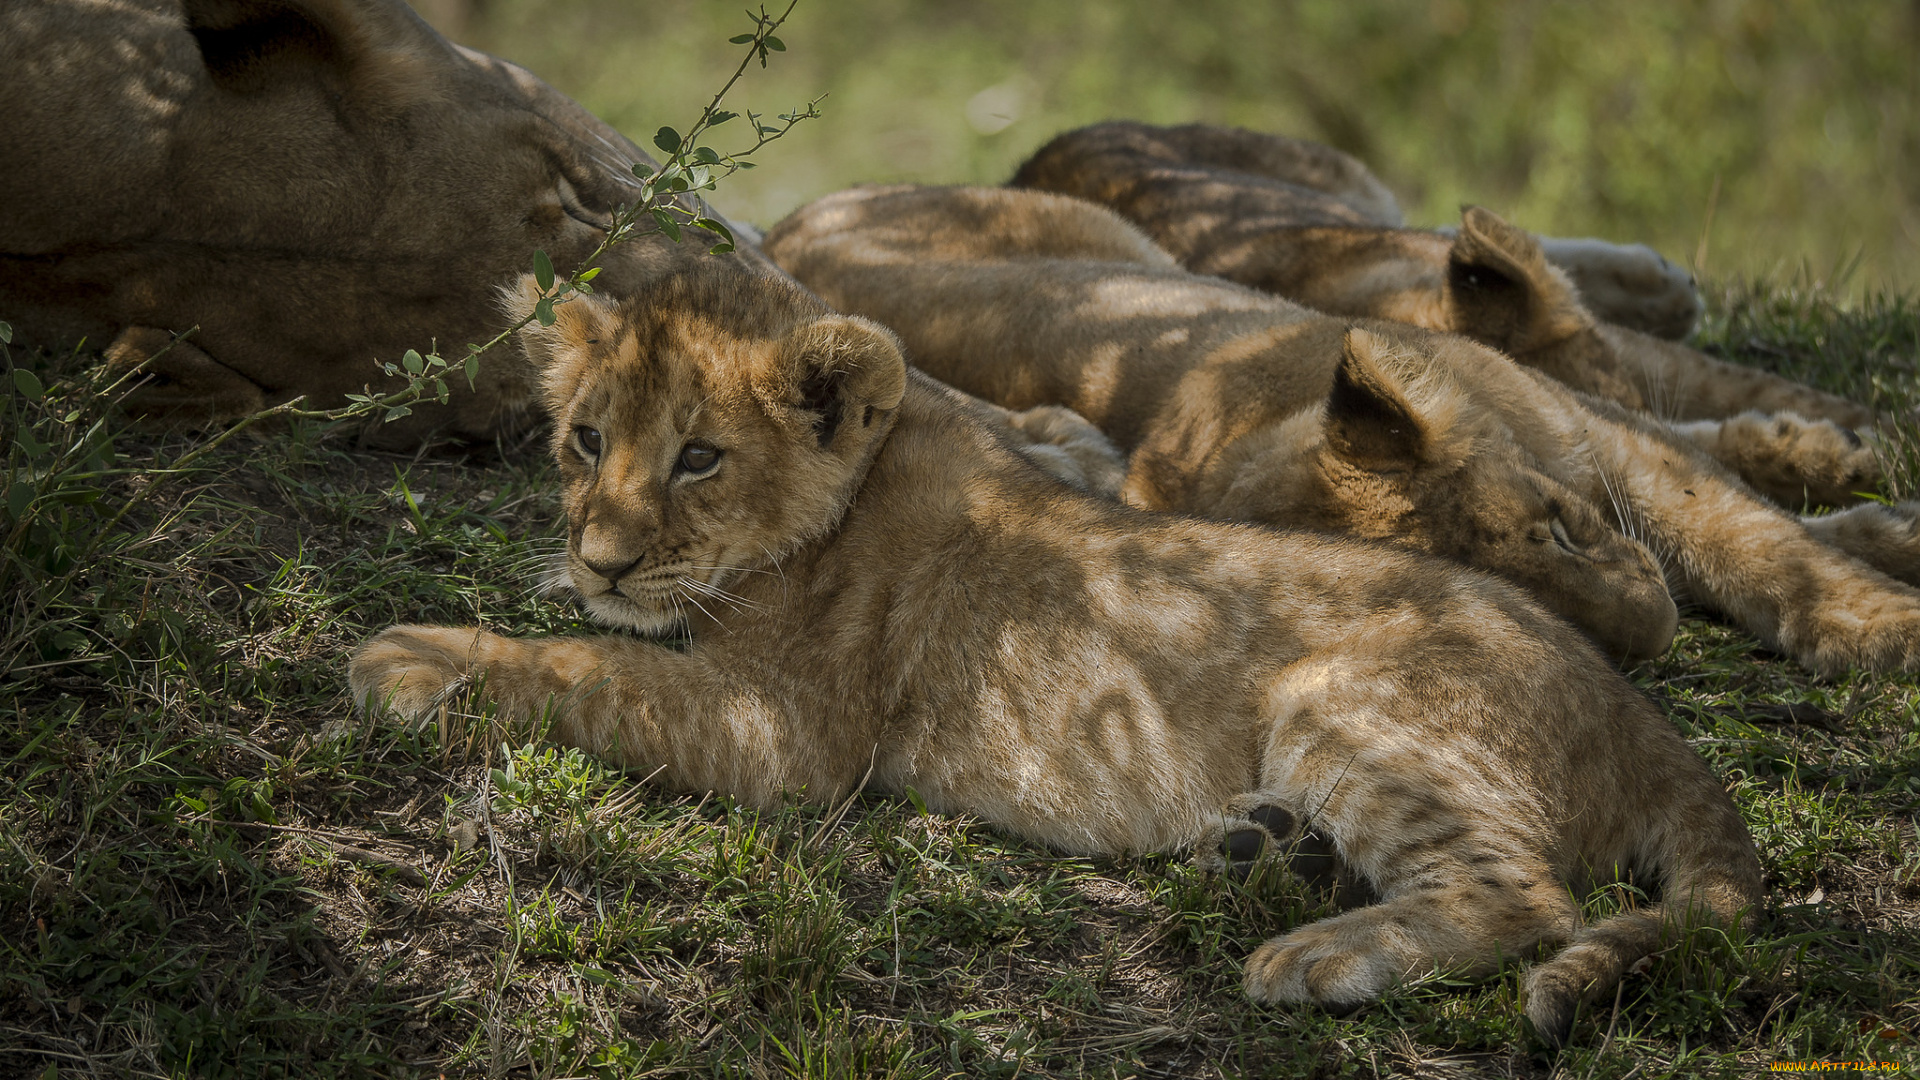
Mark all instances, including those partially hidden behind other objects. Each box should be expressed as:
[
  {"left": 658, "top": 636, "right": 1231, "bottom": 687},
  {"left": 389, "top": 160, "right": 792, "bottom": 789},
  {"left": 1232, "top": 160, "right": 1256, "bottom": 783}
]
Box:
[
  {"left": 1584, "top": 420, "right": 1920, "bottom": 676},
  {"left": 1668, "top": 411, "right": 1881, "bottom": 508},
  {"left": 1802, "top": 501, "right": 1920, "bottom": 587},
  {"left": 351, "top": 625, "right": 556, "bottom": 722},
  {"left": 350, "top": 625, "right": 864, "bottom": 809}
]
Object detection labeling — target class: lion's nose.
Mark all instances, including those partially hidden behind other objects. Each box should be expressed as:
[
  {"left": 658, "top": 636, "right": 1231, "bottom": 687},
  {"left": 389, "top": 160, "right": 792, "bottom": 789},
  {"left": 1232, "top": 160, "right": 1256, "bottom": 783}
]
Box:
[{"left": 580, "top": 553, "right": 642, "bottom": 583}]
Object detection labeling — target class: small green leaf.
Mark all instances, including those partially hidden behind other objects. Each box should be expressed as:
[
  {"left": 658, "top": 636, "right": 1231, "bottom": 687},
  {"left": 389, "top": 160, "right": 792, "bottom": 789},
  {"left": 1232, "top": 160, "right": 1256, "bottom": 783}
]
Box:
[
  {"left": 533, "top": 249, "right": 556, "bottom": 292},
  {"left": 653, "top": 126, "right": 681, "bottom": 154},
  {"left": 463, "top": 353, "right": 480, "bottom": 389},
  {"left": 0, "top": 320, "right": 12, "bottom": 344},
  {"left": 402, "top": 349, "right": 425, "bottom": 375},
  {"left": 577, "top": 267, "right": 602, "bottom": 283},
  {"left": 693, "top": 217, "right": 736, "bottom": 247},
  {"left": 535, "top": 298, "right": 556, "bottom": 326},
  {"left": 6, "top": 482, "right": 33, "bottom": 520},
  {"left": 691, "top": 145, "right": 722, "bottom": 164},
  {"left": 728, "top": 33, "right": 755, "bottom": 43},
  {"left": 649, "top": 208, "right": 683, "bottom": 242},
  {"left": 384, "top": 405, "right": 413, "bottom": 422},
  {"left": 11, "top": 367, "right": 44, "bottom": 401},
  {"left": 630, "top": 162, "right": 651, "bottom": 178},
  {"left": 708, "top": 110, "right": 737, "bottom": 126},
  {"left": 708, "top": 242, "right": 736, "bottom": 254},
  {"left": 763, "top": 35, "right": 785, "bottom": 51}
]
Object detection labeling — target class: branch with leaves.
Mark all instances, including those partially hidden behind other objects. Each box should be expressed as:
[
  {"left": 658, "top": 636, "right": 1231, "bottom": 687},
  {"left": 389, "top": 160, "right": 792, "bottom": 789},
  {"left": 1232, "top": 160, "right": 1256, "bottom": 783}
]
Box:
[
  {"left": 0, "top": 2, "right": 819, "bottom": 627},
  {"left": 343, "top": 0, "right": 818, "bottom": 431}
]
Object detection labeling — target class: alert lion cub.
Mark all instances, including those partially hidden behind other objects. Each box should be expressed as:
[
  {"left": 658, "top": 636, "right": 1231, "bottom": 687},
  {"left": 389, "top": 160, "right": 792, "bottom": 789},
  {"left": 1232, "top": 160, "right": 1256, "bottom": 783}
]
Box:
[
  {"left": 350, "top": 260, "right": 1761, "bottom": 1045},
  {"left": 763, "top": 185, "right": 1920, "bottom": 676},
  {"left": 1012, "top": 122, "right": 1879, "bottom": 475}
]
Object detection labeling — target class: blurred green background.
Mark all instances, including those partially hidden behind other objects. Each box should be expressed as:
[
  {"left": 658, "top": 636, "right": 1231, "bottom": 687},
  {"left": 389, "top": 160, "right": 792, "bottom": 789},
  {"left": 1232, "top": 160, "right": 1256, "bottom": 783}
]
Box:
[{"left": 417, "top": 0, "right": 1919, "bottom": 293}]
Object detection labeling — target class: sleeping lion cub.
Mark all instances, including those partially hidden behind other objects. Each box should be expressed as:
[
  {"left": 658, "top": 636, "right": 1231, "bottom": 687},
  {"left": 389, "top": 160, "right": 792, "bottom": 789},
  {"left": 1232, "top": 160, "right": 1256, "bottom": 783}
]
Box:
[
  {"left": 351, "top": 259, "right": 1762, "bottom": 1046},
  {"left": 762, "top": 185, "right": 1920, "bottom": 676},
  {"left": 1011, "top": 122, "right": 1877, "bottom": 447}
]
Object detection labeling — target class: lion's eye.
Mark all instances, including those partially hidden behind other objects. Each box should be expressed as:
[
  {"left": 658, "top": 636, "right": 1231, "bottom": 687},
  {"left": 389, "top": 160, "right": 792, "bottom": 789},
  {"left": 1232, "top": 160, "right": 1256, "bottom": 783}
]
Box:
[
  {"left": 678, "top": 443, "right": 720, "bottom": 475},
  {"left": 1547, "top": 516, "right": 1583, "bottom": 555},
  {"left": 575, "top": 426, "right": 602, "bottom": 457}
]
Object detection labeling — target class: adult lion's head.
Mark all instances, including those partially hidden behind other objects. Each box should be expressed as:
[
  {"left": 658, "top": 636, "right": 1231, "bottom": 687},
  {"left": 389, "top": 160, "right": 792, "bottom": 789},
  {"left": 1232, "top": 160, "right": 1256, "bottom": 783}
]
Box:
[{"left": 0, "top": 0, "right": 770, "bottom": 445}]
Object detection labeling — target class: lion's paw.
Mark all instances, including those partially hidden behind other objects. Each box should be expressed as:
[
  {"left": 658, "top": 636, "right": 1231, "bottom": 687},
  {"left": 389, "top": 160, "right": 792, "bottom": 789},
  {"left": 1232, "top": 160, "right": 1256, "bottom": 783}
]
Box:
[
  {"left": 1691, "top": 412, "right": 1881, "bottom": 508},
  {"left": 1537, "top": 236, "right": 1700, "bottom": 340},
  {"left": 1194, "top": 798, "right": 1304, "bottom": 877},
  {"left": 1803, "top": 501, "right": 1920, "bottom": 586},
  {"left": 348, "top": 625, "right": 486, "bottom": 720},
  {"left": 1792, "top": 597, "right": 1920, "bottom": 678},
  {"left": 1193, "top": 795, "right": 1373, "bottom": 904},
  {"left": 1242, "top": 917, "right": 1405, "bottom": 1010},
  {"left": 1002, "top": 404, "right": 1129, "bottom": 499}
]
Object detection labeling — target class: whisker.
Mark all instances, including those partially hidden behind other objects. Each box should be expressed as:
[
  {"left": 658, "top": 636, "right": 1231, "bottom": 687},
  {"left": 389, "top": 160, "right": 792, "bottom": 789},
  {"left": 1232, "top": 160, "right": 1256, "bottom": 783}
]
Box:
[
  {"left": 689, "top": 563, "right": 781, "bottom": 578},
  {"left": 682, "top": 576, "right": 763, "bottom": 614},
  {"left": 755, "top": 543, "right": 790, "bottom": 589},
  {"left": 675, "top": 582, "right": 721, "bottom": 624},
  {"left": 585, "top": 146, "right": 647, "bottom": 191}
]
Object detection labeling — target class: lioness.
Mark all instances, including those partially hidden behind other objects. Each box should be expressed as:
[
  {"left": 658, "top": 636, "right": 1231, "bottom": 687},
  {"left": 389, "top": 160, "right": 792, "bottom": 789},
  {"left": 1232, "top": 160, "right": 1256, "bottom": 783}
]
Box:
[
  {"left": 0, "top": 0, "right": 774, "bottom": 446},
  {"left": 350, "top": 261, "right": 1762, "bottom": 1045},
  {"left": 1011, "top": 122, "right": 1877, "bottom": 447},
  {"left": 762, "top": 185, "right": 1920, "bottom": 676}
]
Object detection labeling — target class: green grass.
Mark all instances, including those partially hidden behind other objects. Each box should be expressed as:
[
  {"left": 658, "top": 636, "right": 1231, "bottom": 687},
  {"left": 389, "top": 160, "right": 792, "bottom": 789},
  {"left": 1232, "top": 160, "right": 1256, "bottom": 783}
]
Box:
[{"left": 2, "top": 279, "right": 1918, "bottom": 1078}]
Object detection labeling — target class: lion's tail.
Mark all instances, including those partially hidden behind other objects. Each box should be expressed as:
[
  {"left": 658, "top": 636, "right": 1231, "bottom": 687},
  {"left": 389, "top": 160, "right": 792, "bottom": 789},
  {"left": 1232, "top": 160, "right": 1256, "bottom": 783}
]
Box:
[{"left": 1522, "top": 802, "right": 1762, "bottom": 1046}]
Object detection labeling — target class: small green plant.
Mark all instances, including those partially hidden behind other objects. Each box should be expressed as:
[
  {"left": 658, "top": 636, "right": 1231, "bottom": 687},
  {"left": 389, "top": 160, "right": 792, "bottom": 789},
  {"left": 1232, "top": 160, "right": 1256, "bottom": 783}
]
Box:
[{"left": 344, "top": 1, "right": 820, "bottom": 429}]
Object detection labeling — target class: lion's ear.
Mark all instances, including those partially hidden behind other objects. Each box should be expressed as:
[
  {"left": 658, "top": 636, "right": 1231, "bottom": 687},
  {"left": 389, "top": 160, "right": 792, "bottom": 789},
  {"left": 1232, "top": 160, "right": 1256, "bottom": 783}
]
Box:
[
  {"left": 764, "top": 315, "right": 908, "bottom": 451},
  {"left": 1323, "top": 328, "right": 1431, "bottom": 468},
  {"left": 502, "top": 274, "right": 619, "bottom": 374},
  {"left": 181, "top": 0, "right": 449, "bottom": 98},
  {"left": 1445, "top": 206, "right": 1588, "bottom": 351}
]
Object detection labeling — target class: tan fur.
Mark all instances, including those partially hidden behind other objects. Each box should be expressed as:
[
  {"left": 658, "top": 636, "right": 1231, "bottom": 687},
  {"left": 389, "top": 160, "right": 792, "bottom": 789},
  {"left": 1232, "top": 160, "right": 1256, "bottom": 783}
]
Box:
[
  {"left": 763, "top": 185, "right": 1920, "bottom": 676},
  {"left": 350, "top": 262, "right": 1762, "bottom": 1044},
  {"left": 968, "top": 400, "right": 1130, "bottom": 498},
  {"left": 0, "top": 0, "right": 776, "bottom": 447},
  {"left": 1011, "top": 123, "right": 1878, "bottom": 450}
]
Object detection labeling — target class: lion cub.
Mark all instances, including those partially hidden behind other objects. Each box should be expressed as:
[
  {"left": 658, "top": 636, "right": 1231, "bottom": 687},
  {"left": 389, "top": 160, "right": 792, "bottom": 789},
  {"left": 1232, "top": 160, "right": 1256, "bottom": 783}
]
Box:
[
  {"left": 1012, "top": 120, "right": 1878, "bottom": 502},
  {"left": 762, "top": 184, "right": 1920, "bottom": 676},
  {"left": 351, "top": 260, "right": 1760, "bottom": 1045}
]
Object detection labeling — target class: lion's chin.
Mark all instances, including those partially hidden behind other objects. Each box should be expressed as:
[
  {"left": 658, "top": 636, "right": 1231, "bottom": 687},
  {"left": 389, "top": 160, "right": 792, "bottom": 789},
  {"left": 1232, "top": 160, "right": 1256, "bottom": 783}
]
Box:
[{"left": 580, "top": 593, "right": 686, "bottom": 637}]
